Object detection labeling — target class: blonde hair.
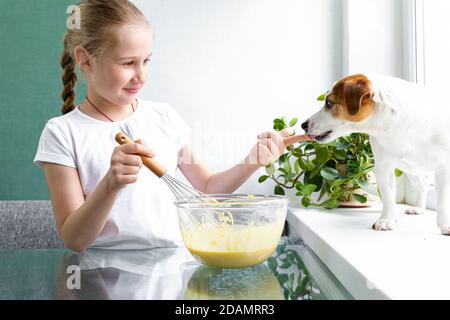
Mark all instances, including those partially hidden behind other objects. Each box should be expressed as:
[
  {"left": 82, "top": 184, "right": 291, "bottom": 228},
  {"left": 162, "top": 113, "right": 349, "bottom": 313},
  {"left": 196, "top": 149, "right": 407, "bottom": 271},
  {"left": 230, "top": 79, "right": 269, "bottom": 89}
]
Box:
[{"left": 60, "top": 0, "right": 149, "bottom": 114}]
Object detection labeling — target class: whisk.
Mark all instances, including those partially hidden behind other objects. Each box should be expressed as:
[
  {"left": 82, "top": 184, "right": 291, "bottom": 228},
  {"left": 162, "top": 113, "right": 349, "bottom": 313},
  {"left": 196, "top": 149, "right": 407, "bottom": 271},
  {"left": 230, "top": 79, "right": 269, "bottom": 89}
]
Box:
[{"left": 114, "top": 132, "right": 234, "bottom": 229}]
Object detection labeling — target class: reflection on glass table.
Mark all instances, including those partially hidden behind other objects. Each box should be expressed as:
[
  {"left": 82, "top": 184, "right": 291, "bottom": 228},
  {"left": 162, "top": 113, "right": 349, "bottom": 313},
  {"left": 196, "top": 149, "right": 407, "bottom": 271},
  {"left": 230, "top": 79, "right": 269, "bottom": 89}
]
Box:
[
  {"left": 0, "top": 237, "right": 353, "bottom": 300},
  {"left": 184, "top": 264, "right": 284, "bottom": 300}
]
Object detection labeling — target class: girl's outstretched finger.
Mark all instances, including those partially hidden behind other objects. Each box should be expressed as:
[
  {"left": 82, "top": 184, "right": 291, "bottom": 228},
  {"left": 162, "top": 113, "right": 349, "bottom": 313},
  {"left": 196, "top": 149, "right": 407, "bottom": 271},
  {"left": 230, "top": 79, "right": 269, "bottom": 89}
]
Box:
[{"left": 283, "top": 134, "right": 313, "bottom": 146}]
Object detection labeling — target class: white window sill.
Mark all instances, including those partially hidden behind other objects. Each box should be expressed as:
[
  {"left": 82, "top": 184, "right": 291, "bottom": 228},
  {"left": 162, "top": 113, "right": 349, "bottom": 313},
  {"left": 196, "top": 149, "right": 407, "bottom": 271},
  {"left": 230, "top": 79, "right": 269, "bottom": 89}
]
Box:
[{"left": 287, "top": 203, "right": 449, "bottom": 299}]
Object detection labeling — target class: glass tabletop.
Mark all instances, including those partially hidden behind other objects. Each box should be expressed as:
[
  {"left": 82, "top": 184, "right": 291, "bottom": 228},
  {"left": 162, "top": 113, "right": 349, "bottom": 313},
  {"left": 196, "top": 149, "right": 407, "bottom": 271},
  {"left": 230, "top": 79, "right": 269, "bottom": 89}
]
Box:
[{"left": 0, "top": 237, "right": 353, "bottom": 300}]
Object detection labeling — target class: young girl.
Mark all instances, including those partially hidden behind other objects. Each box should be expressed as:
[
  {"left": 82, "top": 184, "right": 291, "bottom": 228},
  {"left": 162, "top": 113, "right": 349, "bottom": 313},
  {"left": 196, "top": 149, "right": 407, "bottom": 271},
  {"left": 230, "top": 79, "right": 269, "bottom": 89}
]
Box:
[{"left": 34, "top": 0, "right": 310, "bottom": 252}]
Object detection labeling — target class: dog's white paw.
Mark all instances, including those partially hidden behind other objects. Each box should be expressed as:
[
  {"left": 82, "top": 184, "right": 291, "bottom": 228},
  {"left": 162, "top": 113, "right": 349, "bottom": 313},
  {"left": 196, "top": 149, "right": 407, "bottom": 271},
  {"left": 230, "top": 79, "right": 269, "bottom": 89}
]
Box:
[
  {"left": 404, "top": 207, "right": 425, "bottom": 215},
  {"left": 372, "top": 219, "right": 396, "bottom": 231},
  {"left": 439, "top": 224, "right": 450, "bottom": 236}
]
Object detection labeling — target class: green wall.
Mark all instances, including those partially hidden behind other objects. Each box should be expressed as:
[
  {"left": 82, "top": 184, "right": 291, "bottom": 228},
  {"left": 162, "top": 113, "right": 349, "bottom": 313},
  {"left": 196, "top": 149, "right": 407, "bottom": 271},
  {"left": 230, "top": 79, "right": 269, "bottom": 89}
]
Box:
[{"left": 0, "top": 0, "right": 86, "bottom": 199}]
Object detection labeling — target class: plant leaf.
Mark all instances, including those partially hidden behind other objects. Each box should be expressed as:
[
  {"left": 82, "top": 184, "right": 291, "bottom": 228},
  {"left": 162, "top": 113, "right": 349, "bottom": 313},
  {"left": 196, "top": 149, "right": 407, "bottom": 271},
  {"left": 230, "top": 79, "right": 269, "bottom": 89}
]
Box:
[
  {"left": 274, "top": 185, "right": 285, "bottom": 195},
  {"left": 356, "top": 178, "right": 378, "bottom": 196},
  {"left": 299, "top": 276, "right": 310, "bottom": 294},
  {"left": 333, "top": 149, "right": 347, "bottom": 160},
  {"left": 305, "top": 143, "right": 317, "bottom": 151},
  {"left": 303, "top": 171, "right": 323, "bottom": 191},
  {"left": 294, "top": 159, "right": 299, "bottom": 174},
  {"left": 278, "top": 153, "right": 287, "bottom": 164},
  {"left": 320, "top": 167, "right": 341, "bottom": 180},
  {"left": 283, "top": 289, "right": 290, "bottom": 300},
  {"left": 395, "top": 168, "right": 403, "bottom": 177},
  {"left": 336, "top": 140, "right": 352, "bottom": 150},
  {"left": 284, "top": 159, "right": 292, "bottom": 176},
  {"left": 323, "top": 198, "right": 338, "bottom": 209},
  {"left": 301, "top": 197, "right": 311, "bottom": 207},
  {"left": 265, "top": 164, "right": 276, "bottom": 176},
  {"left": 352, "top": 193, "right": 367, "bottom": 204},
  {"left": 273, "top": 118, "right": 286, "bottom": 131},
  {"left": 273, "top": 118, "right": 285, "bottom": 126},
  {"left": 273, "top": 123, "right": 284, "bottom": 131},
  {"left": 310, "top": 163, "right": 324, "bottom": 178},
  {"left": 258, "top": 175, "right": 269, "bottom": 183},
  {"left": 279, "top": 258, "right": 292, "bottom": 269},
  {"left": 267, "top": 257, "right": 277, "bottom": 271},
  {"left": 278, "top": 273, "right": 289, "bottom": 283},
  {"left": 298, "top": 157, "right": 308, "bottom": 171},
  {"left": 289, "top": 117, "right": 298, "bottom": 127},
  {"left": 315, "top": 146, "right": 330, "bottom": 164},
  {"left": 306, "top": 160, "right": 316, "bottom": 171},
  {"left": 298, "top": 184, "right": 316, "bottom": 196},
  {"left": 317, "top": 91, "right": 329, "bottom": 101},
  {"left": 285, "top": 173, "right": 295, "bottom": 182},
  {"left": 330, "top": 179, "right": 345, "bottom": 192}
]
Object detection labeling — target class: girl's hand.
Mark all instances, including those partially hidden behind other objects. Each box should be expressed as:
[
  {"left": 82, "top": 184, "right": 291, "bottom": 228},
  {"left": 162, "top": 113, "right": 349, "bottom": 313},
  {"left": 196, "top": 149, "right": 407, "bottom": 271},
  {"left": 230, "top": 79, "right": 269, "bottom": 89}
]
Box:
[
  {"left": 106, "top": 139, "right": 155, "bottom": 191},
  {"left": 246, "top": 128, "right": 312, "bottom": 167}
]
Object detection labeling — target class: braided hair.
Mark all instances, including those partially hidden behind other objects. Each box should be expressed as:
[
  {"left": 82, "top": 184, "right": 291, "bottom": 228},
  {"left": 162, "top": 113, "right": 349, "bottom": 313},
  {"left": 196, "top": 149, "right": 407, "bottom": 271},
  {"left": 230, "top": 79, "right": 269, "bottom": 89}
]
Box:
[{"left": 60, "top": 38, "right": 78, "bottom": 114}]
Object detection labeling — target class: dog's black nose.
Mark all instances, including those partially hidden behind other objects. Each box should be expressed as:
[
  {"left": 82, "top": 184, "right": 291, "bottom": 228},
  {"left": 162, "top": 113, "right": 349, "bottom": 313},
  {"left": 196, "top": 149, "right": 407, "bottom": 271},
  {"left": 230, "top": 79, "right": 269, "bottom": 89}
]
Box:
[{"left": 301, "top": 120, "right": 309, "bottom": 131}]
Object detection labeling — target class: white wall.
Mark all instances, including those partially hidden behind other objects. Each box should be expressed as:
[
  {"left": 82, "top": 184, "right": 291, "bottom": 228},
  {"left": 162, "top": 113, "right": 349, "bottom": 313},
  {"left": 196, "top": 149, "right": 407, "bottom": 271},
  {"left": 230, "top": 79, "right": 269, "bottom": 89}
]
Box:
[
  {"left": 131, "top": 0, "right": 405, "bottom": 199},
  {"left": 344, "top": 0, "right": 404, "bottom": 78},
  {"left": 422, "top": 0, "right": 450, "bottom": 91},
  {"left": 344, "top": 0, "right": 407, "bottom": 202},
  {"left": 132, "top": 0, "right": 344, "bottom": 196}
]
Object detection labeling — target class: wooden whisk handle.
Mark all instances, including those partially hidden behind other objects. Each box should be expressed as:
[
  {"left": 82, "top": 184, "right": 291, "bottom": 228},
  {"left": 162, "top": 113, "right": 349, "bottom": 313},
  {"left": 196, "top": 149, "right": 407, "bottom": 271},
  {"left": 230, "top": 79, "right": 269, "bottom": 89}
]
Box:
[{"left": 114, "top": 131, "right": 167, "bottom": 178}]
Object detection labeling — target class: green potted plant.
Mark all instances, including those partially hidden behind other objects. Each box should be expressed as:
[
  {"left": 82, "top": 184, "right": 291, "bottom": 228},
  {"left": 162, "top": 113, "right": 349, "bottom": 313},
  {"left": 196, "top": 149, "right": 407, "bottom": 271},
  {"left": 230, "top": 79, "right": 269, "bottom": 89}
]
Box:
[{"left": 258, "top": 94, "right": 388, "bottom": 209}]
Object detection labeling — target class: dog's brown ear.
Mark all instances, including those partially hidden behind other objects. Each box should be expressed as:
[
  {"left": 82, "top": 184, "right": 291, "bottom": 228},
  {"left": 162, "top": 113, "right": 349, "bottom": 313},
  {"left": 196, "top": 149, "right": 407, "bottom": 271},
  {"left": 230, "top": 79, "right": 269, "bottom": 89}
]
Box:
[{"left": 343, "top": 76, "right": 373, "bottom": 116}]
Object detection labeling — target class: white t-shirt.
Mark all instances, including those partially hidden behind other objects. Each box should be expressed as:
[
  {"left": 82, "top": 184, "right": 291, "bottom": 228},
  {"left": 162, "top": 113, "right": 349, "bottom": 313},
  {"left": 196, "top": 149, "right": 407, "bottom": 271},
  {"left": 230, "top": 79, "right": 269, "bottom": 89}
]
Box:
[{"left": 34, "top": 98, "right": 192, "bottom": 249}]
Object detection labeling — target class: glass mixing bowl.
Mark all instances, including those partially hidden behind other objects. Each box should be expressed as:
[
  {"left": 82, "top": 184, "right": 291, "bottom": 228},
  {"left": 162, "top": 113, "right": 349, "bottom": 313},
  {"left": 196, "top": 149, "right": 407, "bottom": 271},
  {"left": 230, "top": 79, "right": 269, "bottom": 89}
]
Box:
[{"left": 174, "top": 194, "right": 288, "bottom": 269}]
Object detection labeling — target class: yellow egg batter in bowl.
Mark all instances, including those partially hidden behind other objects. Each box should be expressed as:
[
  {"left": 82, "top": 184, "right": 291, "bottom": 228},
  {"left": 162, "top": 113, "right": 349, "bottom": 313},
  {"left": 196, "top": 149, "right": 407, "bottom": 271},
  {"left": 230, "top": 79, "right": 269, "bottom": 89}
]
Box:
[{"left": 175, "top": 194, "right": 288, "bottom": 269}]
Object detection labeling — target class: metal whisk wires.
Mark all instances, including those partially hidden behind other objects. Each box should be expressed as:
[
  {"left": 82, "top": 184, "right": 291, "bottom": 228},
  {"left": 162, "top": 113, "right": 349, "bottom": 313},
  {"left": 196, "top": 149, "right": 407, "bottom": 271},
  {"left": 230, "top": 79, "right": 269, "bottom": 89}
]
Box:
[
  {"left": 115, "top": 132, "right": 234, "bottom": 231},
  {"left": 162, "top": 173, "right": 234, "bottom": 228}
]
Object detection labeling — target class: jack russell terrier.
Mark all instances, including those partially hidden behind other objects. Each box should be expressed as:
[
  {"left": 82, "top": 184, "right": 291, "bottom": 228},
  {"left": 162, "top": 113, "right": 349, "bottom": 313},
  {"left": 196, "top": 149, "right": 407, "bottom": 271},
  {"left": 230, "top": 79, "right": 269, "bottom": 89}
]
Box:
[{"left": 301, "top": 74, "right": 450, "bottom": 235}]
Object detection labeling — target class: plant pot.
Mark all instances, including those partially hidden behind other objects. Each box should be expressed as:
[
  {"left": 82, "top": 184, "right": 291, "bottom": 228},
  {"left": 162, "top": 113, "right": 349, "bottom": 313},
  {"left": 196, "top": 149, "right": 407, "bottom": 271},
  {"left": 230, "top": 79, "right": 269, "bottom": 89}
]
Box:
[
  {"left": 338, "top": 199, "right": 374, "bottom": 208},
  {"left": 338, "top": 171, "right": 378, "bottom": 208}
]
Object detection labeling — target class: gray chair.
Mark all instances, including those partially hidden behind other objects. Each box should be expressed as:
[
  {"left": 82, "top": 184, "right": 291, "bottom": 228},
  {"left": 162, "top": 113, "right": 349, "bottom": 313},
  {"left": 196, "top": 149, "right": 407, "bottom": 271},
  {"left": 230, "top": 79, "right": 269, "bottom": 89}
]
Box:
[{"left": 0, "top": 201, "right": 64, "bottom": 249}]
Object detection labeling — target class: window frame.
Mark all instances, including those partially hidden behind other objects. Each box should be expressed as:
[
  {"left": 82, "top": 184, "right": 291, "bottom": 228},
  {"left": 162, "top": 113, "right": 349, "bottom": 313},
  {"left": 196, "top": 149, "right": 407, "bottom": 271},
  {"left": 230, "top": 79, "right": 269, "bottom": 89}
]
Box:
[{"left": 402, "top": 0, "right": 436, "bottom": 210}]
